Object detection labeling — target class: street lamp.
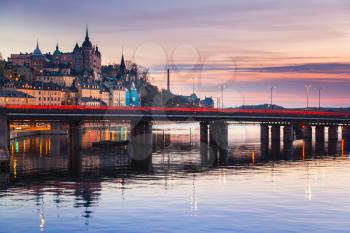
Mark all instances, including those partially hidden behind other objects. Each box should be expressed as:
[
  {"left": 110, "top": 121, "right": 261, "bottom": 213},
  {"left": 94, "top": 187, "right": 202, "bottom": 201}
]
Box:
[
  {"left": 315, "top": 87, "right": 325, "bottom": 109},
  {"left": 270, "top": 86, "right": 276, "bottom": 109},
  {"left": 220, "top": 85, "right": 225, "bottom": 109},
  {"left": 192, "top": 76, "right": 196, "bottom": 94},
  {"left": 305, "top": 85, "right": 311, "bottom": 109}
]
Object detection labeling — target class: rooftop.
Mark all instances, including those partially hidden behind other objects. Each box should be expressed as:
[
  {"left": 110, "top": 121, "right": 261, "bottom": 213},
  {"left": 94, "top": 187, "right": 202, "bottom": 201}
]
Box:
[{"left": 0, "top": 90, "right": 34, "bottom": 98}]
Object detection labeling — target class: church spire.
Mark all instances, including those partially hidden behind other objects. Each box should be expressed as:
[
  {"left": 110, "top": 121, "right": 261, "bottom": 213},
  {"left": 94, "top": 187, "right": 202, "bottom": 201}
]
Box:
[
  {"left": 82, "top": 26, "right": 92, "bottom": 48},
  {"left": 85, "top": 25, "right": 89, "bottom": 40},
  {"left": 120, "top": 48, "right": 126, "bottom": 74},
  {"left": 33, "top": 39, "right": 42, "bottom": 55},
  {"left": 54, "top": 41, "right": 61, "bottom": 55}
]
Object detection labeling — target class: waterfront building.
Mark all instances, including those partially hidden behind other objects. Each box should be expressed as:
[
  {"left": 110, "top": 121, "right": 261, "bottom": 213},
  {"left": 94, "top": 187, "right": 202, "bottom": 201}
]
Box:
[
  {"left": 125, "top": 83, "right": 140, "bottom": 107},
  {"left": 110, "top": 87, "right": 126, "bottom": 107},
  {"left": 0, "top": 90, "right": 34, "bottom": 105},
  {"left": 15, "top": 81, "right": 64, "bottom": 106},
  {"left": 76, "top": 80, "right": 101, "bottom": 100},
  {"left": 78, "top": 97, "right": 103, "bottom": 107},
  {"left": 63, "top": 84, "right": 78, "bottom": 105},
  {"left": 199, "top": 97, "right": 214, "bottom": 108}
]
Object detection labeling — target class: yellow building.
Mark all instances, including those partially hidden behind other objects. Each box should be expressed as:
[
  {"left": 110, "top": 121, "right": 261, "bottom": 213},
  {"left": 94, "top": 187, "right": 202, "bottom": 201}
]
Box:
[
  {"left": 76, "top": 80, "right": 101, "bottom": 100},
  {"left": 0, "top": 90, "right": 34, "bottom": 105},
  {"left": 36, "top": 72, "right": 75, "bottom": 87},
  {"left": 16, "top": 81, "right": 65, "bottom": 106},
  {"left": 110, "top": 88, "right": 126, "bottom": 106}
]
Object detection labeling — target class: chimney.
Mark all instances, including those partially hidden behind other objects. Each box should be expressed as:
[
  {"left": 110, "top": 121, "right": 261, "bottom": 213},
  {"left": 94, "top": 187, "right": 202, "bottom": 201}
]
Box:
[{"left": 167, "top": 69, "right": 170, "bottom": 92}]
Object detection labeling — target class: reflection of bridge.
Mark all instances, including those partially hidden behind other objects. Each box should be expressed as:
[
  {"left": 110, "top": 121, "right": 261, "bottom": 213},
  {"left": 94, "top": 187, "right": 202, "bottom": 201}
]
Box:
[{"left": 2, "top": 105, "right": 350, "bottom": 167}]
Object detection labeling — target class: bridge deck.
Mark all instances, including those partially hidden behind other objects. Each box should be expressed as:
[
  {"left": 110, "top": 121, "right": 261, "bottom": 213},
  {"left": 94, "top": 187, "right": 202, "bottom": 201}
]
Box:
[{"left": 1, "top": 105, "right": 350, "bottom": 124}]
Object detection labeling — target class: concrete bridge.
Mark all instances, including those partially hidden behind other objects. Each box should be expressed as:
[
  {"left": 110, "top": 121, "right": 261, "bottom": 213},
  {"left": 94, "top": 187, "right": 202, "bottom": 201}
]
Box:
[{"left": 2, "top": 105, "right": 350, "bottom": 168}]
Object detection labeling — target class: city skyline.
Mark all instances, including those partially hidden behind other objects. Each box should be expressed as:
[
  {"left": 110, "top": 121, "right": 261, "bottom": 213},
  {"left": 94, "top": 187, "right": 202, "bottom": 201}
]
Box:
[{"left": 2, "top": 0, "right": 350, "bottom": 107}]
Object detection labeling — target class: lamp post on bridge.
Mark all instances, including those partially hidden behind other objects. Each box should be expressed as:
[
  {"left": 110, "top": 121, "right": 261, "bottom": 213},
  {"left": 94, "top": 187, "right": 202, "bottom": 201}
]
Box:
[
  {"left": 270, "top": 86, "right": 276, "bottom": 109},
  {"left": 220, "top": 85, "right": 225, "bottom": 109},
  {"left": 305, "top": 85, "right": 311, "bottom": 109},
  {"left": 316, "top": 87, "right": 325, "bottom": 109}
]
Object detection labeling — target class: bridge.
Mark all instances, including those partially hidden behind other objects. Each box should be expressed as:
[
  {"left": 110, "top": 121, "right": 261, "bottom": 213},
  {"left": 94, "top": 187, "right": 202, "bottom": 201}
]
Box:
[{"left": 2, "top": 105, "right": 350, "bottom": 168}]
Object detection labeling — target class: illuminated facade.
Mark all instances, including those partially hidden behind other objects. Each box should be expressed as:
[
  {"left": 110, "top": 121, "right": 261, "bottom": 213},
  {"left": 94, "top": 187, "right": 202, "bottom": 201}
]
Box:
[
  {"left": 15, "top": 82, "right": 65, "bottom": 106},
  {"left": 0, "top": 90, "right": 34, "bottom": 105}
]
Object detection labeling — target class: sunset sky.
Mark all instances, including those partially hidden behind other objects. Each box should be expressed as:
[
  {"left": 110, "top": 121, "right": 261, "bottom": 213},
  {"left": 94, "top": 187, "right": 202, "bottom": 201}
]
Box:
[{"left": 1, "top": 0, "right": 350, "bottom": 107}]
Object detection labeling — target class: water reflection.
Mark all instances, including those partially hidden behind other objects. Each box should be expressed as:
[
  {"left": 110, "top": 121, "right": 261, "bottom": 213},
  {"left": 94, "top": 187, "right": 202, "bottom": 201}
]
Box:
[{"left": 1, "top": 125, "right": 350, "bottom": 232}]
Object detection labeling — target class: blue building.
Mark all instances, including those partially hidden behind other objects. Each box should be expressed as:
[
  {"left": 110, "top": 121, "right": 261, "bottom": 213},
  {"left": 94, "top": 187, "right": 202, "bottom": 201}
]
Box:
[
  {"left": 125, "top": 83, "right": 140, "bottom": 107},
  {"left": 199, "top": 97, "right": 214, "bottom": 108}
]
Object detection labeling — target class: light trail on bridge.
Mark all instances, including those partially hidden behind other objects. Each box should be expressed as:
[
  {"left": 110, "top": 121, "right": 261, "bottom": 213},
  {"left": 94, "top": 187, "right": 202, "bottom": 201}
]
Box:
[{"left": 2, "top": 105, "right": 350, "bottom": 118}]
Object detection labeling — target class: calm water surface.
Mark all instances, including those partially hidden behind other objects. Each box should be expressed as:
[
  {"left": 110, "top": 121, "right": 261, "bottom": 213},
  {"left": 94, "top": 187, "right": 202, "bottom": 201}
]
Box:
[{"left": 1, "top": 124, "right": 350, "bottom": 233}]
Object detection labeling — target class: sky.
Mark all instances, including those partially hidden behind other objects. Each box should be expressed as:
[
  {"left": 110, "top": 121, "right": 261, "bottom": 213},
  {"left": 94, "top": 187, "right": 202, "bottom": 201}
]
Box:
[{"left": 1, "top": 0, "right": 350, "bottom": 107}]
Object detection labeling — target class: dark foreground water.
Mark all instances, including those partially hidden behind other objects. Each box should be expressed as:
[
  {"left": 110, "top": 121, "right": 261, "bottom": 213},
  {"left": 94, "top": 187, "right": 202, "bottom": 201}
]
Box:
[{"left": 1, "top": 124, "right": 350, "bottom": 233}]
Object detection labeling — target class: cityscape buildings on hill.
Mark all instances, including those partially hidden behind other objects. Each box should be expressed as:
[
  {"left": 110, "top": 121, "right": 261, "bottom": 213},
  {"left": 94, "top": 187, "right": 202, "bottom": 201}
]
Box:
[{"left": 0, "top": 27, "right": 214, "bottom": 108}]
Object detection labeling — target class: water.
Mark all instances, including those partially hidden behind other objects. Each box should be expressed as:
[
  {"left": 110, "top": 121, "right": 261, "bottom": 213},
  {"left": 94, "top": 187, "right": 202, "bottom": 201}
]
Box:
[{"left": 1, "top": 124, "right": 350, "bottom": 233}]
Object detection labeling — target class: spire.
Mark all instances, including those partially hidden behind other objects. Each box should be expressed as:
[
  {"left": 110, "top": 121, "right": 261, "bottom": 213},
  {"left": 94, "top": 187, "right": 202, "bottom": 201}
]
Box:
[
  {"left": 73, "top": 42, "right": 80, "bottom": 52},
  {"left": 33, "top": 39, "right": 42, "bottom": 55},
  {"left": 82, "top": 26, "right": 92, "bottom": 48},
  {"left": 85, "top": 25, "right": 89, "bottom": 40},
  {"left": 120, "top": 49, "right": 126, "bottom": 72},
  {"left": 119, "top": 48, "right": 126, "bottom": 78},
  {"left": 54, "top": 42, "right": 61, "bottom": 55}
]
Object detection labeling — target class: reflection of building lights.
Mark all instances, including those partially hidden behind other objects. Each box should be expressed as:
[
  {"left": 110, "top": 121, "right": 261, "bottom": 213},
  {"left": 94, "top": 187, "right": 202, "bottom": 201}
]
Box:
[
  {"left": 40, "top": 213, "right": 45, "bottom": 231},
  {"left": 190, "top": 176, "right": 198, "bottom": 216},
  {"left": 11, "top": 144, "right": 14, "bottom": 155},
  {"left": 302, "top": 141, "right": 305, "bottom": 160},
  {"left": 13, "top": 159, "right": 17, "bottom": 179},
  {"left": 252, "top": 151, "right": 255, "bottom": 165},
  {"left": 15, "top": 141, "right": 19, "bottom": 153},
  {"left": 23, "top": 139, "right": 26, "bottom": 153},
  {"left": 39, "top": 139, "right": 43, "bottom": 156},
  {"left": 304, "top": 163, "right": 312, "bottom": 201},
  {"left": 342, "top": 140, "right": 345, "bottom": 159},
  {"left": 48, "top": 139, "right": 51, "bottom": 154}
]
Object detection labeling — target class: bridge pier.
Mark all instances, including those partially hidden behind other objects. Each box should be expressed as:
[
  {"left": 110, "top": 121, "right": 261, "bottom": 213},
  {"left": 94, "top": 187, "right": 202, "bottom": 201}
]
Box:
[
  {"left": 328, "top": 126, "right": 339, "bottom": 142},
  {"left": 302, "top": 125, "right": 312, "bottom": 140},
  {"left": 271, "top": 125, "right": 281, "bottom": 142},
  {"left": 283, "top": 125, "right": 294, "bottom": 142},
  {"left": 315, "top": 126, "right": 325, "bottom": 154},
  {"left": 209, "top": 121, "right": 228, "bottom": 165},
  {"left": 315, "top": 126, "right": 325, "bottom": 142},
  {"left": 200, "top": 122, "right": 210, "bottom": 165},
  {"left": 0, "top": 115, "right": 10, "bottom": 150},
  {"left": 342, "top": 126, "right": 350, "bottom": 142},
  {"left": 128, "top": 121, "right": 153, "bottom": 170},
  {"left": 69, "top": 121, "right": 83, "bottom": 151},
  {"left": 51, "top": 121, "right": 61, "bottom": 131},
  {"left": 68, "top": 140, "right": 82, "bottom": 176},
  {"left": 270, "top": 125, "right": 281, "bottom": 156},
  {"left": 328, "top": 139, "right": 338, "bottom": 155},
  {"left": 283, "top": 140, "right": 294, "bottom": 159},
  {"left": 260, "top": 125, "right": 269, "bottom": 142}
]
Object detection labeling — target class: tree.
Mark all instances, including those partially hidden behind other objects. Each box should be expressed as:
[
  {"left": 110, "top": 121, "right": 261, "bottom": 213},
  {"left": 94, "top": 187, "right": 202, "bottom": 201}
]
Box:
[{"left": 0, "top": 52, "right": 5, "bottom": 76}]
